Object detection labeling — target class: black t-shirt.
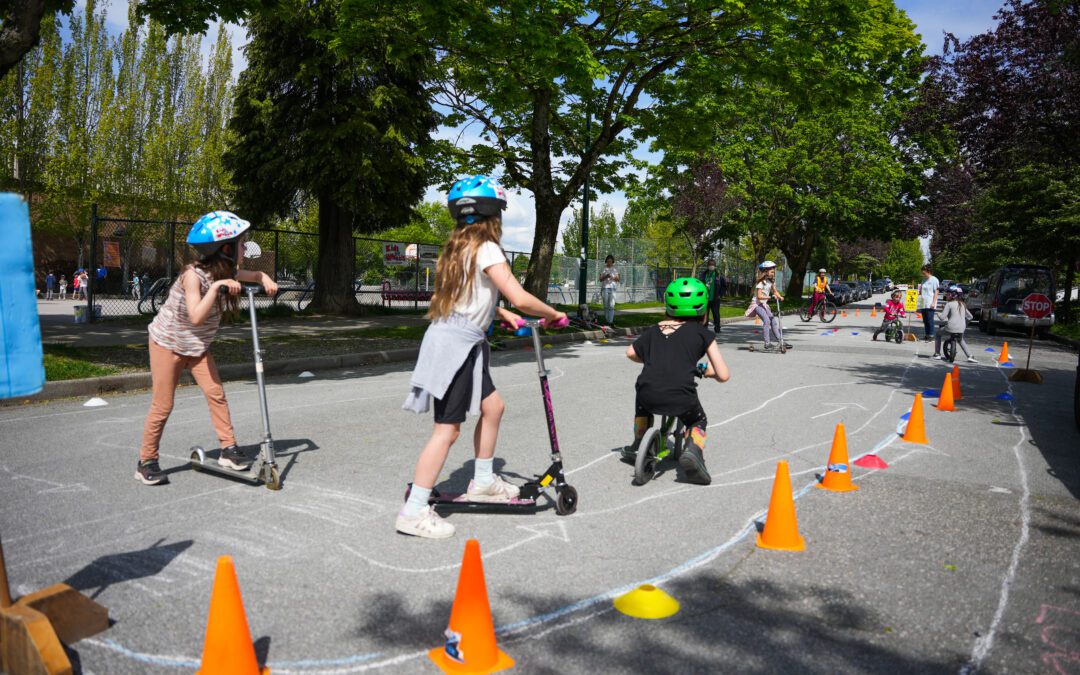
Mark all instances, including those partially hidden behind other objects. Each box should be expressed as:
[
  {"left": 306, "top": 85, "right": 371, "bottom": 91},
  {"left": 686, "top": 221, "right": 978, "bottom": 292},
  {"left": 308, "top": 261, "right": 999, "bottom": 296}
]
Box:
[{"left": 632, "top": 321, "right": 715, "bottom": 415}]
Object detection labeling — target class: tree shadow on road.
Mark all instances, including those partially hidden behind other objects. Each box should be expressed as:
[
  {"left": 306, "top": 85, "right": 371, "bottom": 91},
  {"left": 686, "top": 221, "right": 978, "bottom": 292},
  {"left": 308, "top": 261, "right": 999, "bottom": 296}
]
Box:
[{"left": 63, "top": 538, "right": 193, "bottom": 600}]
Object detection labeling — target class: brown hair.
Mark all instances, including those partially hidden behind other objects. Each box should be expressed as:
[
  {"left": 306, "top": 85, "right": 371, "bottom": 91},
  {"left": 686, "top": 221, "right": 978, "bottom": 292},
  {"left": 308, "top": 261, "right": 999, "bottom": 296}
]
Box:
[
  {"left": 428, "top": 216, "right": 504, "bottom": 321},
  {"left": 922, "top": 264, "right": 932, "bottom": 273},
  {"left": 192, "top": 240, "right": 240, "bottom": 318}
]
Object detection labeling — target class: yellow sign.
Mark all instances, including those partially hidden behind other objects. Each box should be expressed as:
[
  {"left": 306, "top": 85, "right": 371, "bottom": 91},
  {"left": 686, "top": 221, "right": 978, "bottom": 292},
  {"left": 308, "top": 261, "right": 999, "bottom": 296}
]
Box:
[{"left": 904, "top": 289, "right": 918, "bottom": 312}]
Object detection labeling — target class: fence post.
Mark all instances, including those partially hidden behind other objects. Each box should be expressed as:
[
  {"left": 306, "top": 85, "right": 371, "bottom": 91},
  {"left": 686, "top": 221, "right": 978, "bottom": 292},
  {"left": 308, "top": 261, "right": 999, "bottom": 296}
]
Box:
[
  {"left": 273, "top": 230, "right": 280, "bottom": 306},
  {"left": 167, "top": 222, "right": 175, "bottom": 280},
  {"left": 87, "top": 203, "right": 98, "bottom": 323},
  {"left": 414, "top": 249, "right": 420, "bottom": 312}
]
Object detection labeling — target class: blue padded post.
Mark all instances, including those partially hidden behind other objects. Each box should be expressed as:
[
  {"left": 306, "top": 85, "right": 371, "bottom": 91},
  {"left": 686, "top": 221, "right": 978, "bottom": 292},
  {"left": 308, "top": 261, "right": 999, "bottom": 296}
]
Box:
[{"left": 0, "top": 193, "right": 45, "bottom": 398}]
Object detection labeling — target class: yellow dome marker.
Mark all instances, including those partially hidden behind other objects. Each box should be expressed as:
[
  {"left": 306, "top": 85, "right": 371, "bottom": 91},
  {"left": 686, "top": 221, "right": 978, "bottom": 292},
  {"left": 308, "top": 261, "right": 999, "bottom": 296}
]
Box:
[{"left": 613, "top": 585, "right": 680, "bottom": 619}]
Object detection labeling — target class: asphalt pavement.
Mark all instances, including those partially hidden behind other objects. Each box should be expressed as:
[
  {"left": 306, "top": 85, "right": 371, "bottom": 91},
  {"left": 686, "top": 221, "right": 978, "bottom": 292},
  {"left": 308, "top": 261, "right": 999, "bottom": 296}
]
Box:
[{"left": 1, "top": 293, "right": 1078, "bottom": 674}]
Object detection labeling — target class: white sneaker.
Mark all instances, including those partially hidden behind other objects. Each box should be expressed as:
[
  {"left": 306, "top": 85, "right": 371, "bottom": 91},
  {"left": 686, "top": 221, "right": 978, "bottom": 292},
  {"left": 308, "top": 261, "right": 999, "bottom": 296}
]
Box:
[
  {"left": 931, "top": 354, "right": 942, "bottom": 360},
  {"left": 967, "top": 356, "right": 977, "bottom": 363},
  {"left": 466, "top": 475, "right": 521, "bottom": 503},
  {"left": 395, "top": 506, "right": 455, "bottom": 539}
]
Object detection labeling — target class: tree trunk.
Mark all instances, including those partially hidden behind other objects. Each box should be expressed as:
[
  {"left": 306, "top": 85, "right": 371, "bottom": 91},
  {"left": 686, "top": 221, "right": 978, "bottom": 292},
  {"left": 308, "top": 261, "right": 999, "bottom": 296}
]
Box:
[
  {"left": 313, "top": 193, "right": 360, "bottom": 315},
  {"left": 782, "top": 229, "right": 818, "bottom": 300},
  {"left": 523, "top": 197, "right": 563, "bottom": 302}
]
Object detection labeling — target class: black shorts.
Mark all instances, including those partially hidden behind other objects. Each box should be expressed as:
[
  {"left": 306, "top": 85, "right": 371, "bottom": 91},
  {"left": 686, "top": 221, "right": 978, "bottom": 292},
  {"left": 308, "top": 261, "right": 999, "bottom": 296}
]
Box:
[
  {"left": 433, "top": 341, "right": 496, "bottom": 424},
  {"left": 635, "top": 396, "right": 708, "bottom": 430}
]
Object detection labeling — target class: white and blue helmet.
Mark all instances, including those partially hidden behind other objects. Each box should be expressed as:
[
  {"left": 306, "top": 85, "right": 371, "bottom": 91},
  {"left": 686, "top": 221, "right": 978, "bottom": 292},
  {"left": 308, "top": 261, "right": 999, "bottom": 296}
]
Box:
[
  {"left": 759, "top": 260, "right": 777, "bottom": 270},
  {"left": 187, "top": 211, "right": 251, "bottom": 258},
  {"left": 447, "top": 175, "right": 507, "bottom": 225}
]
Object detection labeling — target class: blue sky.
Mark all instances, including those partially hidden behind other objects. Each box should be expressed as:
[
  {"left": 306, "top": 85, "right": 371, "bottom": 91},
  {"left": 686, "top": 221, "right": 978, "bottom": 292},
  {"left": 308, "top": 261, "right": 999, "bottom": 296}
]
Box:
[{"left": 76, "top": 0, "right": 1006, "bottom": 252}]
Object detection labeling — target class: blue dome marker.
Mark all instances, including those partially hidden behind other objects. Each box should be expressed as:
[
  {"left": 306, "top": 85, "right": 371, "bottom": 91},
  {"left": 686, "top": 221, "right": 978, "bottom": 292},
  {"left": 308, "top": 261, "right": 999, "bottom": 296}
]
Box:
[
  {"left": 996, "top": 392, "right": 1014, "bottom": 401},
  {"left": 922, "top": 389, "right": 940, "bottom": 398}
]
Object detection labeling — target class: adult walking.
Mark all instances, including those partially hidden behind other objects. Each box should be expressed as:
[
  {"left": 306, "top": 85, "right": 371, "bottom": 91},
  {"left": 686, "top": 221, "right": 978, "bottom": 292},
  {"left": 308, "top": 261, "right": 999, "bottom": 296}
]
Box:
[
  {"left": 45, "top": 271, "right": 55, "bottom": 300},
  {"left": 599, "top": 254, "right": 620, "bottom": 325},
  {"left": 917, "top": 264, "right": 940, "bottom": 342},
  {"left": 699, "top": 259, "right": 726, "bottom": 332}
]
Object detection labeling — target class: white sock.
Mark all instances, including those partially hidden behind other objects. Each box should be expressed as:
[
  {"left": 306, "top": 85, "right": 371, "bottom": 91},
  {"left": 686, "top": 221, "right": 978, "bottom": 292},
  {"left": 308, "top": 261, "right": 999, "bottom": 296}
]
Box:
[
  {"left": 473, "top": 458, "right": 495, "bottom": 487},
  {"left": 402, "top": 485, "right": 432, "bottom": 518}
]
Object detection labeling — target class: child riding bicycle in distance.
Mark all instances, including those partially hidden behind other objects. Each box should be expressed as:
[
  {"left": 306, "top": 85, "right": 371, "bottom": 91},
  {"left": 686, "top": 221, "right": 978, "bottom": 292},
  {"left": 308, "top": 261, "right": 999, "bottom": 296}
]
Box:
[
  {"left": 933, "top": 286, "right": 976, "bottom": 362},
  {"left": 809, "top": 268, "right": 832, "bottom": 315},
  {"left": 873, "top": 290, "right": 906, "bottom": 341},
  {"left": 399, "top": 175, "right": 568, "bottom": 539},
  {"left": 621, "top": 278, "right": 730, "bottom": 485}
]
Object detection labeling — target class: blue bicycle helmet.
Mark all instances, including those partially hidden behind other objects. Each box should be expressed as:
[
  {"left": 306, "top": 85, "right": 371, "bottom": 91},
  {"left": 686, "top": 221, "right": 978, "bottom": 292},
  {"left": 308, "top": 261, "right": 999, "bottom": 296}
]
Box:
[
  {"left": 447, "top": 175, "right": 507, "bottom": 224},
  {"left": 188, "top": 211, "right": 251, "bottom": 258}
]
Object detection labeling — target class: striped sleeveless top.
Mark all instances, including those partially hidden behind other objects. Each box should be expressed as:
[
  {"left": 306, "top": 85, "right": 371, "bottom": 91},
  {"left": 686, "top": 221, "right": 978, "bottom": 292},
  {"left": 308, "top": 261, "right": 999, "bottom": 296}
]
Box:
[{"left": 148, "top": 267, "right": 221, "bottom": 356}]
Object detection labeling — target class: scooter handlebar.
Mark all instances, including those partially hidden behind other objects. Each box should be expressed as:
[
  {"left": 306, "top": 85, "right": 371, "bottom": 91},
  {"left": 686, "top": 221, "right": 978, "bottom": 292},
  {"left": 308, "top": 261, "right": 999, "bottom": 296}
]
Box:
[
  {"left": 511, "top": 316, "right": 569, "bottom": 330},
  {"left": 217, "top": 282, "right": 263, "bottom": 295}
]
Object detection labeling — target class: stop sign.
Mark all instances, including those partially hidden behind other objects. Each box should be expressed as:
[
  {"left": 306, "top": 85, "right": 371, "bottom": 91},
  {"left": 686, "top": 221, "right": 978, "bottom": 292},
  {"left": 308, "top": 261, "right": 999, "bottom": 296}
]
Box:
[{"left": 1022, "top": 293, "right": 1053, "bottom": 319}]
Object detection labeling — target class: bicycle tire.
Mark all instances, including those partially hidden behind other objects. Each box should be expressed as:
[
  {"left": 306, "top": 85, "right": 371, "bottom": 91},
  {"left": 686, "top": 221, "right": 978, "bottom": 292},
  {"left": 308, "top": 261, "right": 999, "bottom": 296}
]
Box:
[
  {"left": 821, "top": 301, "right": 838, "bottom": 323},
  {"left": 799, "top": 304, "right": 812, "bottom": 322},
  {"left": 943, "top": 338, "right": 956, "bottom": 363},
  {"left": 296, "top": 282, "right": 315, "bottom": 312},
  {"left": 634, "top": 428, "right": 661, "bottom": 486},
  {"left": 150, "top": 282, "right": 170, "bottom": 314}
]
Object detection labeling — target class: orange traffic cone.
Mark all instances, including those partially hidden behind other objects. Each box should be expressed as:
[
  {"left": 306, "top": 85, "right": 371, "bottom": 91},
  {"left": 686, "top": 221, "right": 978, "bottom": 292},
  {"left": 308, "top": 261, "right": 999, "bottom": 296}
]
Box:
[
  {"left": 429, "top": 540, "right": 514, "bottom": 674},
  {"left": 871, "top": 308, "right": 877, "bottom": 317},
  {"left": 951, "top": 364, "right": 962, "bottom": 401},
  {"left": 755, "top": 316, "right": 762, "bottom": 326},
  {"left": 916, "top": 312, "right": 922, "bottom": 320},
  {"left": 937, "top": 372, "right": 956, "bottom": 411},
  {"left": 855, "top": 309, "right": 860, "bottom": 317},
  {"left": 197, "top": 557, "right": 267, "bottom": 675},
  {"left": 997, "top": 342, "right": 1010, "bottom": 363},
  {"left": 816, "top": 423, "right": 859, "bottom": 492},
  {"left": 842, "top": 311, "right": 848, "bottom": 317},
  {"left": 757, "top": 461, "right": 806, "bottom": 551},
  {"left": 901, "top": 393, "right": 929, "bottom": 444}
]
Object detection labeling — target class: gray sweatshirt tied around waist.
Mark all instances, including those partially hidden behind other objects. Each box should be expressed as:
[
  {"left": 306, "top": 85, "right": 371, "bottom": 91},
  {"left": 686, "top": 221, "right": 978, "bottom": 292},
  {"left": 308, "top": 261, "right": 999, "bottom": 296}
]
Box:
[{"left": 403, "top": 312, "right": 486, "bottom": 417}]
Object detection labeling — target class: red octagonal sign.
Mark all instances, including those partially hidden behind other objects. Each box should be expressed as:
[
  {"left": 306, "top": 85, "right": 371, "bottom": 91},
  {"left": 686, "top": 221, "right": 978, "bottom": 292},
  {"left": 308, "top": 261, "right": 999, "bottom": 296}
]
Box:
[{"left": 1022, "top": 293, "right": 1053, "bottom": 319}]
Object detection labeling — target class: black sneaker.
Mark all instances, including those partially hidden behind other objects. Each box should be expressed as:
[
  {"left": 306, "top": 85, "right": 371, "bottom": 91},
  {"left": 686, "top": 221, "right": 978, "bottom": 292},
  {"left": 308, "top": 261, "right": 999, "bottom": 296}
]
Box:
[
  {"left": 218, "top": 445, "right": 252, "bottom": 471},
  {"left": 762, "top": 343, "right": 776, "bottom": 351},
  {"left": 135, "top": 460, "right": 169, "bottom": 485},
  {"left": 620, "top": 444, "right": 638, "bottom": 464},
  {"left": 678, "top": 445, "right": 711, "bottom": 485}
]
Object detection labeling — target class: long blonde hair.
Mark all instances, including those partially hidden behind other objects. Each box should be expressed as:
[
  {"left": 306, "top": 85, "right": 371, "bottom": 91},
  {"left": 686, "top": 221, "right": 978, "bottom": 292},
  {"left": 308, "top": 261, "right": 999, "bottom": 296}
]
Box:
[{"left": 428, "top": 216, "right": 504, "bottom": 321}]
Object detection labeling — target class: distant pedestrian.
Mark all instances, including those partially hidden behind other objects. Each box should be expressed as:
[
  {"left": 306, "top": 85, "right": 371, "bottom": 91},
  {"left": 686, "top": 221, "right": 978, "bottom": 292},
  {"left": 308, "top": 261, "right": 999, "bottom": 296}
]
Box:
[
  {"left": 699, "top": 259, "right": 725, "bottom": 332},
  {"left": 80, "top": 271, "right": 90, "bottom": 299},
  {"left": 599, "top": 254, "right": 620, "bottom": 324},
  {"left": 72, "top": 271, "right": 82, "bottom": 300},
  {"left": 917, "top": 264, "right": 940, "bottom": 341},
  {"left": 132, "top": 272, "right": 141, "bottom": 300},
  {"left": 59, "top": 275, "right": 67, "bottom": 300},
  {"left": 45, "top": 271, "right": 55, "bottom": 300}
]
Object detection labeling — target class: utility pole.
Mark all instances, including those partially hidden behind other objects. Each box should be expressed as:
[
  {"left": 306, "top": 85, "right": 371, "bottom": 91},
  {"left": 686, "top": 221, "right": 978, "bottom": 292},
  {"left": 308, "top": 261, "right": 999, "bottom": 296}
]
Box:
[{"left": 577, "top": 107, "right": 591, "bottom": 314}]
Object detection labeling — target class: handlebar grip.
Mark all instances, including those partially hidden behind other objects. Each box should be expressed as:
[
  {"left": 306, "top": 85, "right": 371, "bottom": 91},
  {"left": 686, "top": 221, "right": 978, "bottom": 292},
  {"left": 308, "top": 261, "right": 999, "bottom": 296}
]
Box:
[{"left": 542, "top": 316, "right": 569, "bottom": 329}]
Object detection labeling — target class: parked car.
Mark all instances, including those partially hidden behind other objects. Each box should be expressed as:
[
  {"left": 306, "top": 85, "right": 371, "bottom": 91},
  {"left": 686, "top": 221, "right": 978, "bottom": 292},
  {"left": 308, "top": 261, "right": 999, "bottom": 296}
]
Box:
[
  {"left": 841, "top": 281, "right": 862, "bottom": 302},
  {"left": 965, "top": 279, "right": 988, "bottom": 316},
  {"left": 871, "top": 279, "right": 887, "bottom": 294},
  {"left": 829, "top": 282, "right": 850, "bottom": 304},
  {"left": 856, "top": 281, "right": 872, "bottom": 299},
  {"left": 978, "top": 264, "right": 1056, "bottom": 337}
]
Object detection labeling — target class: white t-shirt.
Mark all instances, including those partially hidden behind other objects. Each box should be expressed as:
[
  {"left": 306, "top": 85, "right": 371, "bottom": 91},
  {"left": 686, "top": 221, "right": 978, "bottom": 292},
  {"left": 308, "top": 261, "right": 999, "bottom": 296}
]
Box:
[
  {"left": 918, "top": 275, "right": 939, "bottom": 309},
  {"left": 453, "top": 241, "right": 506, "bottom": 329},
  {"left": 600, "top": 265, "right": 619, "bottom": 289},
  {"left": 755, "top": 279, "right": 774, "bottom": 302}
]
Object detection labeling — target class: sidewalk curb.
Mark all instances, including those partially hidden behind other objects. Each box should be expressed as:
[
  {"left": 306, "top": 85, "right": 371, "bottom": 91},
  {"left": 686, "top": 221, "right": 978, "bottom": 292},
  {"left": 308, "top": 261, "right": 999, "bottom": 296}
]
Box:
[
  {"left": 1048, "top": 333, "right": 1080, "bottom": 352},
  {"left": 6, "top": 324, "right": 651, "bottom": 406}
]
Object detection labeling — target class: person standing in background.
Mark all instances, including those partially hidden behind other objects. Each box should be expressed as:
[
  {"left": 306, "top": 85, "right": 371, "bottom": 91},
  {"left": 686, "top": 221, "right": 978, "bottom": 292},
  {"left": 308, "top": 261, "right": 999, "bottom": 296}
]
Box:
[
  {"left": 699, "top": 259, "right": 725, "bottom": 332},
  {"left": 917, "top": 264, "right": 940, "bottom": 342},
  {"left": 59, "top": 275, "right": 67, "bottom": 300},
  {"left": 45, "top": 271, "right": 55, "bottom": 300},
  {"left": 599, "top": 255, "right": 620, "bottom": 325}
]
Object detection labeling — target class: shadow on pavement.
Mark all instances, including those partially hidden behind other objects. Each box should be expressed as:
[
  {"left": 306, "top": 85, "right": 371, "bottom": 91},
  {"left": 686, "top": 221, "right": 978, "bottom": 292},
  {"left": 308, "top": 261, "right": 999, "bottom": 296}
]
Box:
[{"left": 63, "top": 538, "right": 193, "bottom": 600}]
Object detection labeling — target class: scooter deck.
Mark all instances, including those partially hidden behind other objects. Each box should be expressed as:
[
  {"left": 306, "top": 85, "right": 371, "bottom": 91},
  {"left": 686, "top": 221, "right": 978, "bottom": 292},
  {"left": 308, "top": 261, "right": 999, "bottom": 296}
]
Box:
[
  {"left": 428, "top": 492, "right": 540, "bottom": 512},
  {"left": 191, "top": 459, "right": 261, "bottom": 484}
]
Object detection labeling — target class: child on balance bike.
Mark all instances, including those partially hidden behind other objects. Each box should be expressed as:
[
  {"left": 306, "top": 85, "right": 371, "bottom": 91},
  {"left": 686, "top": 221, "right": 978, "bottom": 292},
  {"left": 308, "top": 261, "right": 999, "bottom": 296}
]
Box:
[{"left": 620, "top": 278, "right": 730, "bottom": 485}]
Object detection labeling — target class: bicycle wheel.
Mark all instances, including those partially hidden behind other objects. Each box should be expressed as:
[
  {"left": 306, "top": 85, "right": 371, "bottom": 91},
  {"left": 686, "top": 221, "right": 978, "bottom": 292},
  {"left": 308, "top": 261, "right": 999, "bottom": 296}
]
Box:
[
  {"left": 820, "top": 301, "right": 837, "bottom": 323},
  {"left": 150, "top": 281, "right": 170, "bottom": 313},
  {"left": 634, "top": 428, "right": 661, "bottom": 486},
  {"left": 799, "top": 304, "right": 812, "bottom": 322},
  {"left": 296, "top": 282, "right": 315, "bottom": 312},
  {"left": 943, "top": 338, "right": 956, "bottom": 363}
]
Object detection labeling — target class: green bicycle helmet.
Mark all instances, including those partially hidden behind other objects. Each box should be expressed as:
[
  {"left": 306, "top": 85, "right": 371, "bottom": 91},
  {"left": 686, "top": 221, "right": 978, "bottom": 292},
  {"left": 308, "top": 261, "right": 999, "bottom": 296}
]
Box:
[{"left": 664, "top": 277, "right": 708, "bottom": 317}]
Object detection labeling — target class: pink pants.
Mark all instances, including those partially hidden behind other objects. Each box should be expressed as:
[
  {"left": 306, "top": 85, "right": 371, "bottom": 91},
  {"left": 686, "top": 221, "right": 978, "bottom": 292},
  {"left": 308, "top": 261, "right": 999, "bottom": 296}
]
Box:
[{"left": 139, "top": 340, "right": 236, "bottom": 461}]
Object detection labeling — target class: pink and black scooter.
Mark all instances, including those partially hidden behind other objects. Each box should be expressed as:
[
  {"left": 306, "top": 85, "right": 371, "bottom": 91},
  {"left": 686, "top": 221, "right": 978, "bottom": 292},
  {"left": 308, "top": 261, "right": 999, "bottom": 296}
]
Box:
[{"left": 407, "top": 316, "right": 578, "bottom": 516}]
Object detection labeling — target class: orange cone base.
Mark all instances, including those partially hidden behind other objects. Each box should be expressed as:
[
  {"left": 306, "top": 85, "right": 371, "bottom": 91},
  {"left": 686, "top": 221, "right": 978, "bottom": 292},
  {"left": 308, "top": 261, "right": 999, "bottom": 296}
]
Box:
[
  {"left": 756, "top": 532, "right": 805, "bottom": 552},
  {"left": 429, "top": 646, "right": 515, "bottom": 674},
  {"left": 815, "top": 478, "right": 859, "bottom": 492},
  {"left": 198, "top": 669, "right": 268, "bottom": 675}
]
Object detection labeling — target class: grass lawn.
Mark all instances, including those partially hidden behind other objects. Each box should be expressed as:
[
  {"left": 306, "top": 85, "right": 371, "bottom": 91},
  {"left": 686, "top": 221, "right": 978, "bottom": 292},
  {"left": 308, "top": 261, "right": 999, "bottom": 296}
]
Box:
[
  {"left": 1052, "top": 322, "right": 1080, "bottom": 341},
  {"left": 43, "top": 345, "right": 122, "bottom": 381}
]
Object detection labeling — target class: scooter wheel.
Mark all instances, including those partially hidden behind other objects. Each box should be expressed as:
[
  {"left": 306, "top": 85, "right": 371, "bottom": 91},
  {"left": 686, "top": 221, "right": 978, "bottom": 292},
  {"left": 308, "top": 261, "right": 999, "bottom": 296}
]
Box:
[
  {"left": 264, "top": 466, "right": 282, "bottom": 491},
  {"left": 190, "top": 446, "right": 206, "bottom": 471},
  {"left": 555, "top": 485, "right": 578, "bottom": 516}
]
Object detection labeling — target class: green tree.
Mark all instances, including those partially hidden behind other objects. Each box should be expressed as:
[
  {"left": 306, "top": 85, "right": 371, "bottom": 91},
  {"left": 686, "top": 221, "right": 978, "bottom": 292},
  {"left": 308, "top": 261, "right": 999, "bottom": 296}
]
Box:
[
  {"left": 350, "top": 0, "right": 916, "bottom": 300},
  {"left": 225, "top": 0, "right": 437, "bottom": 314},
  {"left": 882, "top": 239, "right": 924, "bottom": 286},
  {"left": 560, "top": 202, "right": 618, "bottom": 259}
]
